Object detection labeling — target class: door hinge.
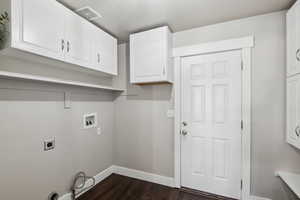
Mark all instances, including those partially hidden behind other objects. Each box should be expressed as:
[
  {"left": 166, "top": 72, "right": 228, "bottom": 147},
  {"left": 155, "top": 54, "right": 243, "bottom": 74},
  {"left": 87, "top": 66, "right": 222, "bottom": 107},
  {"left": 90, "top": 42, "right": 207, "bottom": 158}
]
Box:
[
  {"left": 241, "top": 180, "right": 243, "bottom": 190},
  {"left": 241, "top": 120, "right": 244, "bottom": 130},
  {"left": 241, "top": 61, "right": 244, "bottom": 70}
]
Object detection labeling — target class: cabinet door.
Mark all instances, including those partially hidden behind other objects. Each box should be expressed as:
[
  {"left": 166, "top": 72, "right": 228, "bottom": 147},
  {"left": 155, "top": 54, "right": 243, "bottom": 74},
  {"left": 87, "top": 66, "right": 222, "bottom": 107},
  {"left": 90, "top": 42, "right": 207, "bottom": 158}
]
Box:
[
  {"left": 13, "top": 0, "right": 65, "bottom": 60},
  {"left": 287, "top": 3, "right": 300, "bottom": 76},
  {"left": 130, "top": 29, "right": 166, "bottom": 83},
  {"left": 100, "top": 32, "right": 118, "bottom": 75},
  {"left": 64, "top": 10, "right": 92, "bottom": 67},
  {"left": 92, "top": 27, "right": 118, "bottom": 75},
  {"left": 287, "top": 76, "right": 300, "bottom": 149}
]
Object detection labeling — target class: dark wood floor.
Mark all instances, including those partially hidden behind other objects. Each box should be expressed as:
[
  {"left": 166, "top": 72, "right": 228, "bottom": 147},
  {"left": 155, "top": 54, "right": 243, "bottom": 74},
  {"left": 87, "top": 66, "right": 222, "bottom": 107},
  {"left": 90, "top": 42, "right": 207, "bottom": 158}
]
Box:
[{"left": 77, "top": 174, "right": 235, "bottom": 200}]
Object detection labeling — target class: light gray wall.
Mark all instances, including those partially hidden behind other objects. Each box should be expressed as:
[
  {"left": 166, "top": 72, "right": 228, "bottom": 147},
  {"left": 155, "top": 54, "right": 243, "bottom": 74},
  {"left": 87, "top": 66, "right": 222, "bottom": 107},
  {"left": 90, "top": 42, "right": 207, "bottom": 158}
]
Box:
[
  {"left": 0, "top": 58, "right": 115, "bottom": 200},
  {"left": 113, "top": 44, "right": 174, "bottom": 177},
  {"left": 114, "top": 11, "right": 300, "bottom": 200}
]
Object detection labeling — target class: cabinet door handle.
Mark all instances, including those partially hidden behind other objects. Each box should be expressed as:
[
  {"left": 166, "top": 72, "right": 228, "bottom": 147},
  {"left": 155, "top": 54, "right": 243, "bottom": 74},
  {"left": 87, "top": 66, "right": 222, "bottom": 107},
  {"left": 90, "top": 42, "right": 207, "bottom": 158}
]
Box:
[
  {"left": 67, "top": 41, "right": 70, "bottom": 52},
  {"left": 61, "top": 39, "right": 65, "bottom": 51},
  {"left": 97, "top": 53, "right": 100, "bottom": 63},
  {"left": 295, "top": 126, "right": 300, "bottom": 137},
  {"left": 181, "top": 129, "right": 188, "bottom": 136},
  {"left": 163, "top": 67, "right": 166, "bottom": 75},
  {"left": 297, "top": 49, "right": 300, "bottom": 62}
]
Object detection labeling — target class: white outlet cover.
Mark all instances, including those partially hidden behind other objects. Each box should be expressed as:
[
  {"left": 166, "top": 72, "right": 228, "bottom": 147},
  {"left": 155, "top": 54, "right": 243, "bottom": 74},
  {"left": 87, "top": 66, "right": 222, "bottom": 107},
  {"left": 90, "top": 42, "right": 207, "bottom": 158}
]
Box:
[
  {"left": 167, "top": 109, "right": 175, "bottom": 118},
  {"left": 97, "top": 127, "right": 102, "bottom": 135}
]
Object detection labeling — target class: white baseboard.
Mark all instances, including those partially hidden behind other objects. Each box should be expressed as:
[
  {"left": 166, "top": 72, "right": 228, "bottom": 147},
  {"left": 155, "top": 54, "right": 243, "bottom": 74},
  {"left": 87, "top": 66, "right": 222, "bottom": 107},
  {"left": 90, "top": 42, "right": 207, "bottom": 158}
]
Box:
[
  {"left": 59, "top": 193, "right": 72, "bottom": 200},
  {"left": 112, "top": 165, "right": 175, "bottom": 187},
  {"left": 250, "top": 195, "right": 272, "bottom": 200},
  {"left": 58, "top": 166, "right": 115, "bottom": 200},
  {"left": 61, "top": 166, "right": 271, "bottom": 200}
]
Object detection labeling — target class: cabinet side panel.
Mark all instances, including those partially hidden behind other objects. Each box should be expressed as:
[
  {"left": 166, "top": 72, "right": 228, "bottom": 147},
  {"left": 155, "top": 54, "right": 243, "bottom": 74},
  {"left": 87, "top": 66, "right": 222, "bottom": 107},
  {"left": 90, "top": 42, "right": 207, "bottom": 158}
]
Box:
[{"left": 167, "top": 27, "right": 173, "bottom": 82}]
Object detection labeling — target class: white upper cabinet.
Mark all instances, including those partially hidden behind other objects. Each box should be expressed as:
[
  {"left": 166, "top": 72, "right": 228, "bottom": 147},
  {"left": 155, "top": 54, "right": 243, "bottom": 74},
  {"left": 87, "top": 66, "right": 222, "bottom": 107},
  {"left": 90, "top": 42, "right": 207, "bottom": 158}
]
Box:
[
  {"left": 2, "top": 0, "right": 118, "bottom": 76},
  {"left": 64, "top": 10, "right": 91, "bottom": 67},
  {"left": 287, "top": 75, "right": 300, "bottom": 149},
  {"left": 130, "top": 26, "right": 173, "bottom": 84},
  {"left": 91, "top": 26, "right": 118, "bottom": 75},
  {"left": 287, "top": 1, "right": 300, "bottom": 77},
  {"left": 286, "top": 1, "right": 300, "bottom": 150},
  {"left": 12, "top": 0, "right": 65, "bottom": 61}
]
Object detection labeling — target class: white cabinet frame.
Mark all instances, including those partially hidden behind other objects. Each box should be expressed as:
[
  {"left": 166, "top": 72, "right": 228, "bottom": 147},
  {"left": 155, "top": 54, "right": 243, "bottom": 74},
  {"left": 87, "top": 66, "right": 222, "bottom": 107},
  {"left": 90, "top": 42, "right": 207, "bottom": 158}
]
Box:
[{"left": 173, "top": 36, "right": 254, "bottom": 200}]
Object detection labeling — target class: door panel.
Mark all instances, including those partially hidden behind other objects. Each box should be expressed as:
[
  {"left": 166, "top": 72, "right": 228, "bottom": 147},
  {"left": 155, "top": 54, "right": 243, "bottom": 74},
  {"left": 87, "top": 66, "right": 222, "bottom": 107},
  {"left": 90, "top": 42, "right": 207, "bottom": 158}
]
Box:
[
  {"left": 181, "top": 51, "right": 242, "bottom": 199},
  {"left": 19, "top": 0, "right": 65, "bottom": 60}
]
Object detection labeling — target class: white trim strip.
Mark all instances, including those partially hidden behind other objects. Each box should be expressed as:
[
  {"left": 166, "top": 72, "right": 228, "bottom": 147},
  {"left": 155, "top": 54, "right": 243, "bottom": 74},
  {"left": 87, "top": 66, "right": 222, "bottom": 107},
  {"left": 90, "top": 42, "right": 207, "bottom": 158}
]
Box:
[
  {"left": 173, "top": 56, "right": 181, "bottom": 188},
  {"left": 58, "top": 166, "right": 115, "bottom": 200},
  {"left": 250, "top": 196, "right": 272, "bottom": 200},
  {"left": 241, "top": 48, "right": 252, "bottom": 200},
  {"left": 173, "top": 36, "right": 254, "bottom": 58},
  {"left": 58, "top": 165, "right": 271, "bottom": 200},
  {"left": 113, "top": 165, "right": 175, "bottom": 187}
]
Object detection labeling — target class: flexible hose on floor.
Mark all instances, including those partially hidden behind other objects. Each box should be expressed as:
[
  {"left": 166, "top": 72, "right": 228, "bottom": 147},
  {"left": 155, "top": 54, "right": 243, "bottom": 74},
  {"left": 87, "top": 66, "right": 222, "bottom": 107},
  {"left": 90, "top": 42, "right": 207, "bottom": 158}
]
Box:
[{"left": 71, "top": 171, "right": 96, "bottom": 200}]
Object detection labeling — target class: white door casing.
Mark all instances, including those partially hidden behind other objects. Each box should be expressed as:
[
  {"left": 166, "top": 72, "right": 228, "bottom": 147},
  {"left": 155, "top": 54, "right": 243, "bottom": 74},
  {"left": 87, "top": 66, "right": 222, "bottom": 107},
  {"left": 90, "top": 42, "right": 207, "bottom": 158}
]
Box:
[
  {"left": 180, "top": 51, "right": 242, "bottom": 199},
  {"left": 173, "top": 36, "right": 254, "bottom": 200}
]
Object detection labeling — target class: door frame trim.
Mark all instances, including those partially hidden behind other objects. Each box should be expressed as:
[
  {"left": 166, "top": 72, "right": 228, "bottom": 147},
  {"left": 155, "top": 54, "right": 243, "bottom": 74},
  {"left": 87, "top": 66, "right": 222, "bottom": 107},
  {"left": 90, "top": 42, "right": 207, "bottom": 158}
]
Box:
[{"left": 172, "top": 36, "right": 254, "bottom": 200}]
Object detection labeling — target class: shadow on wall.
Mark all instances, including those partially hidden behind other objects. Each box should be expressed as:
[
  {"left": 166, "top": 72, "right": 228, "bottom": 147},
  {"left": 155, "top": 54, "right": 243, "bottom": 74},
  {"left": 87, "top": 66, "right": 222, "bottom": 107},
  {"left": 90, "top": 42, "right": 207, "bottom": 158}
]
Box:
[{"left": 0, "top": 78, "right": 116, "bottom": 102}]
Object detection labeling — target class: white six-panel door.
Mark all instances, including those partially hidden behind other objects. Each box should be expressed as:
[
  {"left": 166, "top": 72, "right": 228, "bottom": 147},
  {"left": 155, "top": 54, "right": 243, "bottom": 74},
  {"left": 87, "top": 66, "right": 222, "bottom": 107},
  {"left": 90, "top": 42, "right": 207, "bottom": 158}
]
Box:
[{"left": 181, "top": 50, "right": 242, "bottom": 199}]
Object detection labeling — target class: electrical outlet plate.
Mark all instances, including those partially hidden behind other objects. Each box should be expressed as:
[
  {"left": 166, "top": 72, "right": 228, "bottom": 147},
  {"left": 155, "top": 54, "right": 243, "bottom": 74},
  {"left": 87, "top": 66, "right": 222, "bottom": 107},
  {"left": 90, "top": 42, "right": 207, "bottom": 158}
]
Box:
[
  {"left": 44, "top": 139, "right": 55, "bottom": 151},
  {"left": 167, "top": 109, "right": 175, "bottom": 118},
  {"left": 83, "top": 113, "right": 98, "bottom": 129}
]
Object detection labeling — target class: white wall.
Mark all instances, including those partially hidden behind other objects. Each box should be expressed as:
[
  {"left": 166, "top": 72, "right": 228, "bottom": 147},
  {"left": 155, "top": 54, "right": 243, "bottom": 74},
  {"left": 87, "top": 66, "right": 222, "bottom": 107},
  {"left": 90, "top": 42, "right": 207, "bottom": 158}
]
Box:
[
  {"left": 114, "top": 11, "right": 300, "bottom": 200},
  {"left": 0, "top": 57, "right": 115, "bottom": 200}
]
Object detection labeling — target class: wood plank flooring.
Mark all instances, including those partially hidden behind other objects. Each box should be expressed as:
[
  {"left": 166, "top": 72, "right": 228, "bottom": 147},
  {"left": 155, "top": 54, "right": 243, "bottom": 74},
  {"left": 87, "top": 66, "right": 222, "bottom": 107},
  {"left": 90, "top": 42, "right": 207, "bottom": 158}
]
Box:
[{"left": 77, "top": 174, "right": 235, "bottom": 200}]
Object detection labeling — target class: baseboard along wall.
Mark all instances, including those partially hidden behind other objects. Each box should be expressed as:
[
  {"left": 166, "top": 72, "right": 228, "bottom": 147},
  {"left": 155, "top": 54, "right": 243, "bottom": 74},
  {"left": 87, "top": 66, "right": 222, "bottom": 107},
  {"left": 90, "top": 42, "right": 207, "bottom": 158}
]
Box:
[{"left": 58, "top": 165, "right": 271, "bottom": 200}]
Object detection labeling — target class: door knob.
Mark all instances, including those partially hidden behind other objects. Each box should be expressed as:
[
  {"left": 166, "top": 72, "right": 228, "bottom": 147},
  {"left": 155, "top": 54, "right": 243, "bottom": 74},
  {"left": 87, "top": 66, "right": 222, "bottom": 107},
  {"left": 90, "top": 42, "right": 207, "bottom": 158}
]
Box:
[
  {"left": 181, "top": 129, "right": 188, "bottom": 136},
  {"left": 182, "top": 121, "right": 188, "bottom": 126}
]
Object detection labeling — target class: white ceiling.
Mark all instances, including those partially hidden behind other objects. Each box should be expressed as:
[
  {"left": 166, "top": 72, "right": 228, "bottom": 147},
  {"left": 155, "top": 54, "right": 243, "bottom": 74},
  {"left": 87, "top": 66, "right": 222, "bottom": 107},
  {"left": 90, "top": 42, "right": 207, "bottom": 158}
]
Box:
[{"left": 58, "top": 0, "right": 295, "bottom": 42}]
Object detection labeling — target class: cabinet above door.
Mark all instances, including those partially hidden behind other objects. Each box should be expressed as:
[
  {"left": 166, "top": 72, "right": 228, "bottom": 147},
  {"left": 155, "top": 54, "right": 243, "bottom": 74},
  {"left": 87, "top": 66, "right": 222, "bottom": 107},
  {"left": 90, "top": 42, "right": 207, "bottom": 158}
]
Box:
[
  {"left": 130, "top": 26, "right": 173, "bottom": 84},
  {"left": 1, "top": 0, "right": 118, "bottom": 76}
]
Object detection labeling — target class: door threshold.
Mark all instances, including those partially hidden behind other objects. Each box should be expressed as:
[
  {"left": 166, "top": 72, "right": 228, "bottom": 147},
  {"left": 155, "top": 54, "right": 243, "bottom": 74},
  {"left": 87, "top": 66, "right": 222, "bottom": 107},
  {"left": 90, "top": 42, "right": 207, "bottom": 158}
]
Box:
[{"left": 180, "top": 187, "right": 238, "bottom": 200}]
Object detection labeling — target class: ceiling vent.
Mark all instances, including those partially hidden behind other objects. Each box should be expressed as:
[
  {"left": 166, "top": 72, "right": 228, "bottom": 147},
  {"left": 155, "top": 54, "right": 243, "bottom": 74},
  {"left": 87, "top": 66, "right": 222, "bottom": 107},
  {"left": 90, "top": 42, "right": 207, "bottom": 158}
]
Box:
[{"left": 76, "top": 6, "right": 102, "bottom": 21}]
